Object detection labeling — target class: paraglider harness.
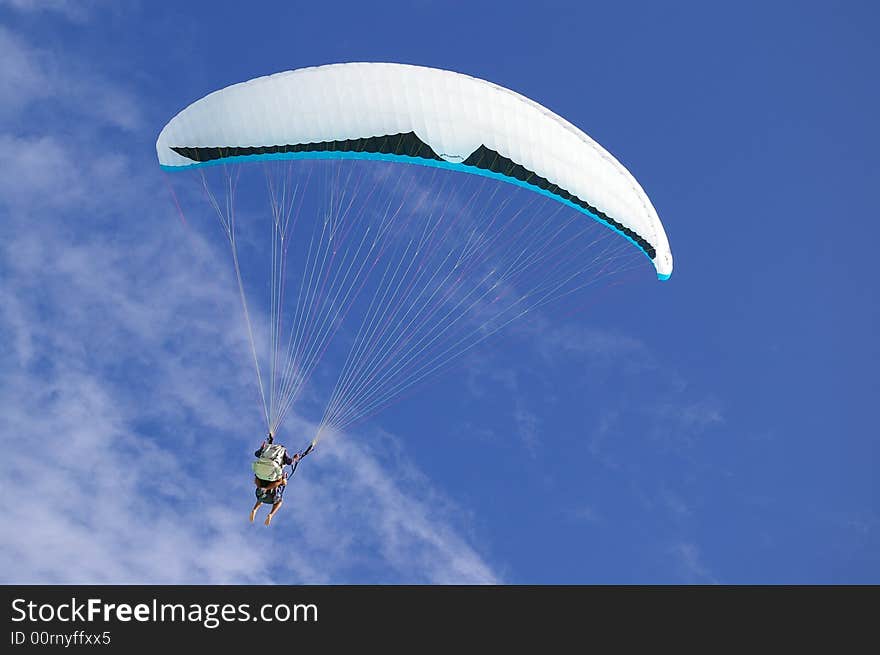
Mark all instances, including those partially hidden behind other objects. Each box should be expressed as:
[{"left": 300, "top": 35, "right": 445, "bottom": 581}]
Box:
[{"left": 256, "top": 433, "right": 315, "bottom": 502}]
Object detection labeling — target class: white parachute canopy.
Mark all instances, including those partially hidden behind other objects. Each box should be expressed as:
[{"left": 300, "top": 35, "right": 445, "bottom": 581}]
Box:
[
  {"left": 158, "top": 62, "right": 672, "bottom": 278},
  {"left": 158, "top": 63, "right": 672, "bottom": 439}
]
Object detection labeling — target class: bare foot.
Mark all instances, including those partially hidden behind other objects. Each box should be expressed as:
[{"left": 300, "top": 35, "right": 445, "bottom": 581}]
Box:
[
  {"left": 249, "top": 509, "right": 257, "bottom": 523},
  {"left": 264, "top": 514, "right": 274, "bottom": 527}
]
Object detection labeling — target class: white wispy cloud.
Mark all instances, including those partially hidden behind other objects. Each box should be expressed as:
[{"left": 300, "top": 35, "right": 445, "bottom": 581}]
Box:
[
  {"left": 647, "top": 396, "right": 725, "bottom": 449},
  {"left": 478, "top": 300, "right": 728, "bottom": 580},
  {"left": 0, "top": 177, "right": 500, "bottom": 583},
  {"left": 513, "top": 405, "right": 541, "bottom": 454},
  {"left": 567, "top": 505, "right": 601, "bottom": 523},
  {"left": 669, "top": 542, "right": 718, "bottom": 584},
  {"left": 0, "top": 25, "right": 141, "bottom": 130},
  {"left": 0, "top": 0, "right": 98, "bottom": 22}
]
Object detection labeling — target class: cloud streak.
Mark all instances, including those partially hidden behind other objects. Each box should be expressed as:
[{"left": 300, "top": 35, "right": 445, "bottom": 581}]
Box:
[
  {"left": 669, "top": 542, "right": 718, "bottom": 584},
  {"left": 1, "top": 0, "right": 94, "bottom": 21},
  {"left": 0, "top": 25, "right": 142, "bottom": 130}
]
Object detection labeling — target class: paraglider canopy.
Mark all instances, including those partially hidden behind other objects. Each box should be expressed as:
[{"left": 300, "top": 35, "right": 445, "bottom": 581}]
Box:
[{"left": 157, "top": 62, "right": 672, "bottom": 279}]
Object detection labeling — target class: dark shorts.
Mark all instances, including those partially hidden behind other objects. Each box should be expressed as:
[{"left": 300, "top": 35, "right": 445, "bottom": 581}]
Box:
[{"left": 255, "top": 486, "right": 283, "bottom": 505}]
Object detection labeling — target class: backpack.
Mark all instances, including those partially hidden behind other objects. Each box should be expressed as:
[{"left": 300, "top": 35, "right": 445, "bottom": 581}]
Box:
[{"left": 252, "top": 443, "right": 286, "bottom": 481}]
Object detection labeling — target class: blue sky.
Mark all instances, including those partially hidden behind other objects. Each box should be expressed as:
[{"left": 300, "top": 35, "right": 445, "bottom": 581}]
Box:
[{"left": 0, "top": 0, "right": 877, "bottom": 584}]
